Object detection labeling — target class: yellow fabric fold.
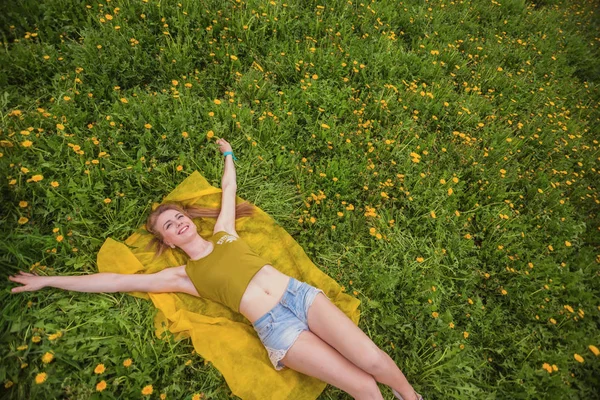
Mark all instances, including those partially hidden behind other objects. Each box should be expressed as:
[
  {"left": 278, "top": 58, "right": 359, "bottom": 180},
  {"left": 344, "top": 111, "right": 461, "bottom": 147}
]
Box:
[{"left": 97, "top": 171, "right": 361, "bottom": 400}]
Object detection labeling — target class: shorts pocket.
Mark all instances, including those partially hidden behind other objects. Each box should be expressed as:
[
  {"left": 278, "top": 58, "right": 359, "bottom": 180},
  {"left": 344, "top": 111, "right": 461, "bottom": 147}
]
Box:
[
  {"left": 256, "top": 322, "right": 273, "bottom": 339},
  {"left": 286, "top": 278, "right": 300, "bottom": 295}
]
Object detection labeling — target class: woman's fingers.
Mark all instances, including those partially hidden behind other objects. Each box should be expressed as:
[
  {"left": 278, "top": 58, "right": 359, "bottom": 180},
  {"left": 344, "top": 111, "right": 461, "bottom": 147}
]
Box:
[
  {"left": 8, "top": 275, "right": 26, "bottom": 284},
  {"left": 8, "top": 272, "right": 42, "bottom": 293}
]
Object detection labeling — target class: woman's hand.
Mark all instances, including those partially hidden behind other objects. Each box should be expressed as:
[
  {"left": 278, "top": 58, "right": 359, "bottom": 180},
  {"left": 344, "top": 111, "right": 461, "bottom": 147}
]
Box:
[
  {"left": 216, "top": 138, "right": 233, "bottom": 155},
  {"left": 8, "top": 271, "right": 47, "bottom": 293}
]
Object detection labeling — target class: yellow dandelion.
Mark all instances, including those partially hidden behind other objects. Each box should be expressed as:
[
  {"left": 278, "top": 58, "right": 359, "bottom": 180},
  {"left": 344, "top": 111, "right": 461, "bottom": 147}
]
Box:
[
  {"left": 501, "top": 289, "right": 507, "bottom": 295},
  {"left": 120, "top": 98, "right": 128, "bottom": 103},
  {"left": 176, "top": 165, "right": 183, "bottom": 171},
  {"left": 142, "top": 385, "right": 153, "bottom": 395},
  {"left": 206, "top": 130, "right": 214, "bottom": 138},
  {"left": 565, "top": 241, "right": 571, "bottom": 247},
  {"left": 589, "top": 345, "right": 599, "bottom": 356},
  {"left": 51, "top": 181, "right": 59, "bottom": 188},
  {"left": 19, "top": 201, "right": 28, "bottom": 208},
  {"left": 161, "top": 394, "right": 167, "bottom": 400},
  {"left": 449, "top": 322, "right": 455, "bottom": 329},
  {"left": 564, "top": 305, "right": 574, "bottom": 313},
  {"left": 181, "top": 131, "right": 189, "bottom": 138},
  {"left": 431, "top": 312, "right": 439, "bottom": 318},
  {"left": 103, "top": 198, "right": 111, "bottom": 204},
  {"left": 17, "top": 345, "right": 28, "bottom": 351},
  {"left": 34, "top": 372, "right": 47, "bottom": 384},
  {"left": 123, "top": 358, "right": 132, "bottom": 367},
  {"left": 172, "top": 80, "right": 179, "bottom": 86},
  {"left": 41, "top": 352, "right": 54, "bottom": 364},
  {"left": 56, "top": 235, "right": 64, "bottom": 242},
  {"left": 430, "top": 210, "right": 437, "bottom": 218},
  {"left": 463, "top": 331, "right": 469, "bottom": 339},
  {"left": 63, "top": 96, "right": 71, "bottom": 101},
  {"left": 574, "top": 354, "right": 584, "bottom": 363},
  {"left": 214, "top": 99, "right": 221, "bottom": 105},
  {"left": 321, "top": 123, "right": 330, "bottom": 129},
  {"left": 31, "top": 175, "right": 44, "bottom": 182},
  {"left": 18, "top": 217, "right": 29, "bottom": 224},
  {"left": 31, "top": 335, "right": 41, "bottom": 343},
  {"left": 96, "top": 380, "right": 107, "bottom": 392},
  {"left": 21, "top": 140, "right": 33, "bottom": 147},
  {"left": 56, "top": 123, "right": 65, "bottom": 130},
  {"left": 416, "top": 257, "right": 424, "bottom": 263},
  {"left": 549, "top": 318, "right": 556, "bottom": 324},
  {"left": 192, "top": 394, "right": 202, "bottom": 400},
  {"left": 94, "top": 364, "right": 106, "bottom": 374},
  {"left": 312, "top": 74, "right": 318, "bottom": 80},
  {"left": 144, "top": 123, "right": 152, "bottom": 129},
  {"left": 542, "top": 362, "right": 553, "bottom": 373},
  {"left": 230, "top": 55, "right": 238, "bottom": 61}
]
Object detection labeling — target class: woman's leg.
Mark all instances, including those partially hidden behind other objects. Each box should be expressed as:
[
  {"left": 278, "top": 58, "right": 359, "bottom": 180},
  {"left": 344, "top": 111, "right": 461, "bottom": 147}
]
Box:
[
  {"left": 280, "top": 329, "right": 384, "bottom": 400},
  {"left": 306, "top": 293, "right": 418, "bottom": 400}
]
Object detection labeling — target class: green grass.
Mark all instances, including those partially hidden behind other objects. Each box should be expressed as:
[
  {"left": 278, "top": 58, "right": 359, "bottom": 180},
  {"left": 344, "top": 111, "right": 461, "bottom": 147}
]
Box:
[{"left": 1, "top": 0, "right": 599, "bottom": 398}]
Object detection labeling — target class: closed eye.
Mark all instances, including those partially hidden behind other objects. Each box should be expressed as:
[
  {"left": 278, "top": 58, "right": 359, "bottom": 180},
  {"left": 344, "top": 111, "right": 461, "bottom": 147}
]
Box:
[{"left": 165, "top": 214, "right": 184, "bottom": 230}]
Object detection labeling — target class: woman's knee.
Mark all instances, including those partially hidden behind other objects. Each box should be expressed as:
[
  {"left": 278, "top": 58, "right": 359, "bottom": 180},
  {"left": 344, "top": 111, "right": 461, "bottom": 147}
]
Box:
[{"left": 360, "top": 348, "right": 389, "bottom": 377}]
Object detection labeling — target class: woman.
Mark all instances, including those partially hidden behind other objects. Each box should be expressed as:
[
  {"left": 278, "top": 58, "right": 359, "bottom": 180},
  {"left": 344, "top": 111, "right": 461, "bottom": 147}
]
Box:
[{"left": 9, "top": 138, "right": 423, "bottom": 400}]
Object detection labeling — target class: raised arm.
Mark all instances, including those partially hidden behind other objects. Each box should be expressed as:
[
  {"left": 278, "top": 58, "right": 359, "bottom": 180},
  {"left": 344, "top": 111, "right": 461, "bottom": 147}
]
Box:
[
  {"left": 8, "top": 266, "right": 199, "bottom": 296},
  {"left": 213, "top": 137, "right": 239, "bottom": 237}
]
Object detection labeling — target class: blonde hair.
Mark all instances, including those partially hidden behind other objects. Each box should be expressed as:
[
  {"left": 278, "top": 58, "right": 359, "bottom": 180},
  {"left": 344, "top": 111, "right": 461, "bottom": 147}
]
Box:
[{"left": 145, "top": 201, "right": 255, "bottom": 260}]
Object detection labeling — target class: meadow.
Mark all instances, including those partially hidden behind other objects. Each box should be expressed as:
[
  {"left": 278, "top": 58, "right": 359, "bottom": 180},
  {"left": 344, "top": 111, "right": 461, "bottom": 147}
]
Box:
[{"left": 1, "top": 0, "right": 599, "bottom": 398}]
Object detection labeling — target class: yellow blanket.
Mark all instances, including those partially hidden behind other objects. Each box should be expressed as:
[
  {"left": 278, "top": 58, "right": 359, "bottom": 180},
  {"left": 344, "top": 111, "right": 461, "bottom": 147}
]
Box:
[{"left": 97, "top": 171, "right": 361, "bottom": 400}]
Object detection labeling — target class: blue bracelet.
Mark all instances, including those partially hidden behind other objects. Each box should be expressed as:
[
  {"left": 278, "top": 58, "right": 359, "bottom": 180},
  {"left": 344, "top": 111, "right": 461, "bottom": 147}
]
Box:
[{"left": 223, "top": 151, "right": 238, "bottom": 161}]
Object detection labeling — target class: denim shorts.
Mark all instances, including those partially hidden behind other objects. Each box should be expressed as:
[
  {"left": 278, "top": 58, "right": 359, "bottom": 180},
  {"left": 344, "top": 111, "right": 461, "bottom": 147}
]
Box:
[{"left": 252, "top": 277, "right": 326, "bottom": 371}]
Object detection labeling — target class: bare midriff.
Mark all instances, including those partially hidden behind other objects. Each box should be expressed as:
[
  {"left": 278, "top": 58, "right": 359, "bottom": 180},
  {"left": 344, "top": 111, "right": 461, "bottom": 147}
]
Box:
[{"left": 238, "top": 265, "right": 291, "bottom": 324}]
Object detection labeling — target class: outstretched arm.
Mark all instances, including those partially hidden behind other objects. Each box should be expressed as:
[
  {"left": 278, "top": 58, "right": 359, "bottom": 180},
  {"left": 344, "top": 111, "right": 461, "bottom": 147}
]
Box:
[
  {"left": 8, "top": 266, "right": 199, "bottom": 296},
  {"left": 213, "top": 137, "right": 239, "bottom": 237}
]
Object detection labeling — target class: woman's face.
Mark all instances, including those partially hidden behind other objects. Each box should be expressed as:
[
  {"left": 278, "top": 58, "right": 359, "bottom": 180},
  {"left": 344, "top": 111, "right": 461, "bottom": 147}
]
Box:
[{"left": 154, "top": 209, "right": 198, "bottom": 248}]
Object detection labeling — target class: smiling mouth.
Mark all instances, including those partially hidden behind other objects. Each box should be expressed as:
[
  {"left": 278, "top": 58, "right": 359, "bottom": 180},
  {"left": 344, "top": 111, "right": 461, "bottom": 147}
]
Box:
[{"left": 178, "top": 225, "right": 189, "bottom": 235}]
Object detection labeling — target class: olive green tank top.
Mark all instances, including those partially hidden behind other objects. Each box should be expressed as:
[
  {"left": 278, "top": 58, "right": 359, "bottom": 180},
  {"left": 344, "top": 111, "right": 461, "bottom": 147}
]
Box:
[{"left": 185, "top": 231, "right": 271, "bottom": 313}]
